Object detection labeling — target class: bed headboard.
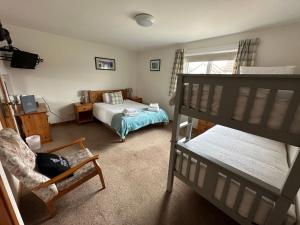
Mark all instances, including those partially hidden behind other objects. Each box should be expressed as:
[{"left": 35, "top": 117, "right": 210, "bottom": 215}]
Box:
[
  {"left": 89, "top": 88, "right": 130, "bottom": 103},
  {"left": 176, "top": 74, "right": 300, "bottom": 147}
]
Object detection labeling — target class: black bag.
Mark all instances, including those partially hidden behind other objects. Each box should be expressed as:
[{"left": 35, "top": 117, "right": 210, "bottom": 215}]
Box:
[{"left": 36, "top": 153, "right": 72, "bottom": 178}]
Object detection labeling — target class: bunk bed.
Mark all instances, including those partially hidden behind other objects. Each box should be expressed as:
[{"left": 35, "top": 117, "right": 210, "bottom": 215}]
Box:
[{"left": 167, "top": 74, "right": 300, "bottom": 225}]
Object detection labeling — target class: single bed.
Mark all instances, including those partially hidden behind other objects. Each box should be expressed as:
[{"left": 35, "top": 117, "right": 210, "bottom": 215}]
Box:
[
  {"left": 167, "top": 74, "right": 300, "bottom": 225},
  {"left": 89, "top": 89, "right": 169, "bottom": 140}
]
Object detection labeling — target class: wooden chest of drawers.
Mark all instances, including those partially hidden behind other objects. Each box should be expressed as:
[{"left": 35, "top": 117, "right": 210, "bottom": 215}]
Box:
[{"left": 16, "top": 103, "right": 52, "bottom": 143}]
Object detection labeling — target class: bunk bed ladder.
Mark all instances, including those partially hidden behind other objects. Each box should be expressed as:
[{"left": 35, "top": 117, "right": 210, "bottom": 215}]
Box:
[
  {"left": 179, "top": 81, "right": 193, "bottom": 142},
  {"left": 179, "top": 117, "right": 193, "bottom": 142}
]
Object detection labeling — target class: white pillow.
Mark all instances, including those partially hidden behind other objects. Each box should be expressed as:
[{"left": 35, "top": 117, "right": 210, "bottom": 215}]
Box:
[
  {"left": 102, "top": 93, "right": 110, "bottom": 103},
  {"left": 240, "top": 66, "right": 296, "bottom": 74}
]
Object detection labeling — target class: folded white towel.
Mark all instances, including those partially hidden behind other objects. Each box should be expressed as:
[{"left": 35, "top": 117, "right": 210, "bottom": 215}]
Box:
[
  {"left": 124, "top": 112, "right": 139, "bottom": 116},
  {"left": 123, "top": 108, "right": 139, "bottom": 116},
  {"left": 148, "top": 103, "right": 160, "bottom": 112},
  {"left": 148, "top": 107, "right": 159, "bottom": 112},
  {"left": 149, "top": 103, "right": 159, "bottom": 108},
  {"left": 123, "top": 108, "right": 138, "bottom": 113},
  {"left": 149, "top": 106, "right": 159, "bottom": 110}
]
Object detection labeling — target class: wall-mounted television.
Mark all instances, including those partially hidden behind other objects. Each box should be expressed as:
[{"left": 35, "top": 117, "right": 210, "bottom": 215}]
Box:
[{"left": 10, "top": 50, "right": 39, "bottom": 69}]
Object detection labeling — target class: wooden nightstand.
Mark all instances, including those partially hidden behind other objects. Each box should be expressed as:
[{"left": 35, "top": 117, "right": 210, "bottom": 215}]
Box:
[
  {"left": 74, "top": 103, "right": 93, "bottom": 124},
  {"left": 195, "top": 119, "right": 214, "bottom": 135},
  {"left": 129, "top": 96, "right": 143, "bottom": 103}
]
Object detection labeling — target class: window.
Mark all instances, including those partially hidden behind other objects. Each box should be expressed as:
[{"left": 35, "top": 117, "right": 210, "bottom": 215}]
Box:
[{"left": 185, "top": 52, "right": 236, "bottom": 74}]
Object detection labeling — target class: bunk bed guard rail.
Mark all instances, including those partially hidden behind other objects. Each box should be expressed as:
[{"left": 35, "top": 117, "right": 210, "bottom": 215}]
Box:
[{"left": 167, "top": 74, "right": 300, "bottom": 225}]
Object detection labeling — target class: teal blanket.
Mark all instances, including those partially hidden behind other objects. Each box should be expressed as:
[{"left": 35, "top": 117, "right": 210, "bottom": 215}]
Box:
[{"left": 111, "top": 108, "right": 169, "bottom": 139}]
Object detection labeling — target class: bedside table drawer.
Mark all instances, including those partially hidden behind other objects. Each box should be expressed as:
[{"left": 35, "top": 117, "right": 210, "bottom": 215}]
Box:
[{"left": 76, "top": 104, "right": 93, "bottom": 112}]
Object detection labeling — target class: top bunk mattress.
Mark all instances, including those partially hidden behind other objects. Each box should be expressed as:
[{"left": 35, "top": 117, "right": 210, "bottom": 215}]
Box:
[
  {"left": 182, "top": 84, "right": 300, "bottom": 135},
  {"left": 183, "top": 125, "right": 289, "bottom": 189},
  {"left": 93, "top": 99, "right": 147, "bottom": 125}
]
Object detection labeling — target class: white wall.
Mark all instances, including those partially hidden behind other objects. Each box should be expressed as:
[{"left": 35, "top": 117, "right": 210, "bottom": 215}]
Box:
[
  {"left": 137, "top": 22, "right": 300, "bottom": 119},
  {"left": 2, "top": 24, "right": 138, "bottom": 123},
  {"left": 136, "top": 45, "right": 178, "bottom": 118}
]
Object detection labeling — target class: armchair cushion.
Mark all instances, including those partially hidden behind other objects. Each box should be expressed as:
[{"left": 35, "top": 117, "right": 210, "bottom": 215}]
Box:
[
  {"left": 0, "top": 128, "right": 36, "bottom": 169},
  {"left": 0, "top": 128, "right": 58, "bottom": 202},
  {"left": 56, "top": 148, "right": 96, "bottom": 191}
]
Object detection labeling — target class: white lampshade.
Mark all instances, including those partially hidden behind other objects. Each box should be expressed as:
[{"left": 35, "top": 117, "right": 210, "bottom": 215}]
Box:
[{"left": 135, "top": 13, "right": 155, "bottom": 27}]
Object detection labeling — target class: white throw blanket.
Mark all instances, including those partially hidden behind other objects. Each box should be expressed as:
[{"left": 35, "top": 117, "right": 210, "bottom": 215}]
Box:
[
  {"left": 148, "top": 103, "right": 160, "bottom": 112},
  {"left": 123, "top": 108, "right": 139, "bottom": 116}
]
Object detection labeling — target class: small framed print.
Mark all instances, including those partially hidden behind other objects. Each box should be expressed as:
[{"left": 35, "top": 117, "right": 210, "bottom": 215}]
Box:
[
  {"left": 150, "top": 59, "right": 161, "bottom": 71},
  {"left": 95, "top": 57, "right": 116, "bottom": 71}
]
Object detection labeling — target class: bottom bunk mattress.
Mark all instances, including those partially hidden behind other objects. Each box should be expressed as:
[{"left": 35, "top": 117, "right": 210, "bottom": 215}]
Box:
[
  {"left": 93, "top": 100, "right": 169, "bottom": 139},
  {"left": 175, "top": 125, "right": 296, "bottom": 225}
]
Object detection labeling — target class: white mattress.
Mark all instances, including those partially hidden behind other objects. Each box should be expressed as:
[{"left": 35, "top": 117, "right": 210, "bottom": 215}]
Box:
[
  {"left": 175, "top": 125, "right": 296, "bottom": 225},
  {"left": 183, "top": 84, "right": 300, "bottom": 134},
  {"left": 93, "top": 99, "right": 148, "bottom": 125}
]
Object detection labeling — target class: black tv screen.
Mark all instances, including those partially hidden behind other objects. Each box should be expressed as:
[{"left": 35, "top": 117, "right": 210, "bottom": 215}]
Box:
[{"left": 10, "top": 50, "right": 38, "bottom": 69}]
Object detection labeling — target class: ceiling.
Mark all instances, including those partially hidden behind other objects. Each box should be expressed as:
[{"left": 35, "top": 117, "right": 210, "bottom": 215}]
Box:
[{"left": 1, "top": 0, "right": 300, "bottom": 51}]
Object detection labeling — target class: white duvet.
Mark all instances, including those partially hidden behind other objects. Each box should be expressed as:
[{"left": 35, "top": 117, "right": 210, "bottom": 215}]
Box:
[{"left": 93, "top": 100, "right": 147, "bottom": 125}]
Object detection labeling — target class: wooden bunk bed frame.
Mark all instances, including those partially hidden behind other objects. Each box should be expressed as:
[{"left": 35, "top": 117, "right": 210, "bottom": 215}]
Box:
[{"left": 167, "top": 74, "right": 300, "bottom": 225}]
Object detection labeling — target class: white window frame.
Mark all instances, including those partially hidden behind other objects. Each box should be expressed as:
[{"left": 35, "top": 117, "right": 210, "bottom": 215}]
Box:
[{"left": 184, "top": 49, "right": 237, "bottom": 74}]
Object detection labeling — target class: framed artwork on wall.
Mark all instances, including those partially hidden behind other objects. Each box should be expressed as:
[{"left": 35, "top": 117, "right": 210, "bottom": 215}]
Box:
[
  {"left": 95, "top": 57, "right": 116, "bottom": 71},
  {"left": 150, "top": 59, "right": 160, "bottom": 71}
]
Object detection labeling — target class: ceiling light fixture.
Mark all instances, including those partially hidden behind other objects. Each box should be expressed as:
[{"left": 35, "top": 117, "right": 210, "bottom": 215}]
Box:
[{"left": 134, "top": 13, "right": 155, "bottom": 27}]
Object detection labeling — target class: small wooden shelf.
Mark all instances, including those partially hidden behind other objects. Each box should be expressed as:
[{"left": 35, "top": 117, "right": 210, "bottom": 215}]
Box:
[{"left": 74, "top": 103, "right": 93, "bottom": 124}]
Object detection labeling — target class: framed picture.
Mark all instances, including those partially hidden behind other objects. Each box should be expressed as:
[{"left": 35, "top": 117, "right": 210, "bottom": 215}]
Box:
[
  {"left": 150, "top": 59, "right": 161, "bottom": 71},
  {"left": 95, "top": 57, "right": 116, "bottom": 71}
]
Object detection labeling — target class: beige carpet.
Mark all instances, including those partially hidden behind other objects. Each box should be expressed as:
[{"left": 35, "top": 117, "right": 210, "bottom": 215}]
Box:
[{"left": 20, "top": 121, "right": 237, "bottom": 225}]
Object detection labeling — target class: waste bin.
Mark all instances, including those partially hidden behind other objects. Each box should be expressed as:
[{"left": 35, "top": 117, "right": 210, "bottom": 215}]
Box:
[{"left": 26, "top": 135, "right": 41, "bottom": 151}]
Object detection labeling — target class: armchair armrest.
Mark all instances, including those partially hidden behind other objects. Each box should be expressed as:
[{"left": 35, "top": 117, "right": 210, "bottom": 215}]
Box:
[
  {"left": 33, "top": 154, "right": 99, "bottom": 191},
  {"left": 45, "top": 137, "right": 86, "bottom": 153}
]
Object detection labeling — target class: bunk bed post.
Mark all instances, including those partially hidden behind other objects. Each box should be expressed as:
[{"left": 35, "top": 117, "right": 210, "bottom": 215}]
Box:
[
  {"left": 167, "top": 74, "right": 184, "bottom": 192},
  {"left": 265, "top": 151, "right": 300, "bottom": 225}
]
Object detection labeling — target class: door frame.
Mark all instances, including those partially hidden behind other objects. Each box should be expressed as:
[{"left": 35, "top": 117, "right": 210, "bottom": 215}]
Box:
[{"left": 0, "top": 162, "right": 24, "bottom": 225}]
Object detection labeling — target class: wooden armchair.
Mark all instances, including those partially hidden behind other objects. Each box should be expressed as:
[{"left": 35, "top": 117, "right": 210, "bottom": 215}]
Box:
[
  {"left": 36, "top": 137, "right": 105, "bottom": 217},
  {"left": 0, "top": 128, "right": 105, "bottom": 218}
]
